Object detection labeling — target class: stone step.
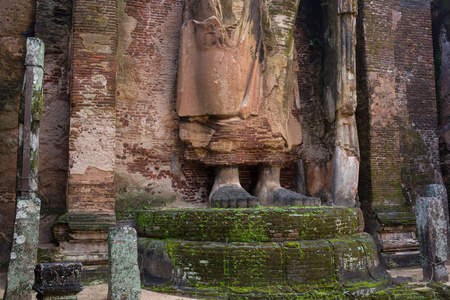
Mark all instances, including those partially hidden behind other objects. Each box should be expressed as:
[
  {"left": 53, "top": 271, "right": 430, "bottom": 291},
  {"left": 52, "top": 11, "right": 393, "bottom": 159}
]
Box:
[
  {"left": 138, "top": 233, "right": 390, "bottom": 298},
  {"left": 137, "top": 207, "right": 364, "bottom": 242}
]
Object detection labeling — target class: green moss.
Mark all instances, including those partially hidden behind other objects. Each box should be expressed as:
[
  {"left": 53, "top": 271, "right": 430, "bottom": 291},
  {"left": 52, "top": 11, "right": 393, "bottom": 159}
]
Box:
[
  {"left": 137, "top": 207, "right": 363, "bottom": 242},
  {"left": 31, "top": 88, "right": 43, "bottom": 120},
  {"left": 116, "top": 190, "right": 175, "bottom": 220}
]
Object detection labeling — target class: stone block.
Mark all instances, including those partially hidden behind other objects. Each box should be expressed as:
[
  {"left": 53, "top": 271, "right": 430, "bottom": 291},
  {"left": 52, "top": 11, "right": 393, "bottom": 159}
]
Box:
[
  {"left": 32, "top": 262, "right": 83, "bottom": 300},
  {"left": 228, "top": 242, "right": 285, "bottom": 294},
  {"left": 108, "top": 226, "right": 141, "bottom": 300},
  {"left": 415, "top": 197, "right": 449, "bottom": 282},
  {"left": 284, "top": 239, "right": 336, "bottom": 289},
  {"left": 137, "top": 240, "right": 173, "bottom": 286}
]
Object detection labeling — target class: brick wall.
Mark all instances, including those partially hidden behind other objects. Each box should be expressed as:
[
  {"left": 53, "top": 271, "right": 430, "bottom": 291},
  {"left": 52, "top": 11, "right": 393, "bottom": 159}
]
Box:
[
  {"left": 67, "top": 0, "right": 118, "bottom": 213},
  {"left": 357, "top": 0, "right": 439, "bottom": 212},
  {"left": 114, "top": 0, "right": 187, "bottom": 205},
  {"left": 295, "top": 0, "right": 334, "bottom": 197},
  {"left": 34, "top": 0, "right": 72, "bottom": 242},
  {"left": 395, "top": 0, "right": 439, "bottom": 202}
]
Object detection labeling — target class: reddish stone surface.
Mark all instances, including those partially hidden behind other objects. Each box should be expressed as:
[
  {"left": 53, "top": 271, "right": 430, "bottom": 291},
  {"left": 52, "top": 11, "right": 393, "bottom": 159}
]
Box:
[
  {"left": 67, "top": 0, "right": 118, "bottom": 213},
  {"left": 358, "top": 0, "right": 439, "bottom": 210}
]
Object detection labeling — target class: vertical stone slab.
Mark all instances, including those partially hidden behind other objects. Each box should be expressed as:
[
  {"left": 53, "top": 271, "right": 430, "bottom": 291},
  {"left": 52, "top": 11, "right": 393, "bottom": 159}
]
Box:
[
  {"left": 427, "top": 184, "right": 450, "bottom": 261},
  {"left": 415, "top": 197, "right": 449, "bottom": 282},
  {"left": 17, "top": 37, "right": 45, "bottom": 199},
  {"left": 4, "top": 37, "right": 44, "bottom": 300},
  {"left": 108, "top": 226, "right": 141, "bottom": 300},
  {"left": 322, "top": 0, "right": 360, "bottom": 207},
  {"left": 3, "top": 197, "right": 41, "bottom": 300},
  {"left": 295, "top": 159, "right": 306, "bottom": 195}
]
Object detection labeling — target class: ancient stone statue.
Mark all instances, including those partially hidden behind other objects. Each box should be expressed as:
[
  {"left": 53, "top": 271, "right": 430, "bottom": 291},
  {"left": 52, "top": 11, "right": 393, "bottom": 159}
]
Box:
[{"left": 177, "top": 0, "right": 320, "bottom": 207}]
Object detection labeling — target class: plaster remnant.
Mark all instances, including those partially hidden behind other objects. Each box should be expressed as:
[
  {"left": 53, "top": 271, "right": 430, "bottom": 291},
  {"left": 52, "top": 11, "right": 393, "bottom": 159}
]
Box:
[{"left": 80, "top": 33, "right": 112, "bottom": 53}]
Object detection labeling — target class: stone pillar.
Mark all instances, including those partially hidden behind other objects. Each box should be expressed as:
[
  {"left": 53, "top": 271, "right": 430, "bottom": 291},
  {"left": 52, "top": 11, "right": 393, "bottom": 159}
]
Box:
[
  {"left": 427, "top": 184, "right": 450, "bottom": 261},
  {"left": 3, "top": 37, "right": 45, "bottom": 300},
  {"left": 32, "top": 262, "right": 83, "bottom": 300},
  {"left": 4, "top": 197, "right": 41, "bottom": 300},
  {"left": 108, "top": 226, "right": 141, "bottom": 300},
  {"left": 356, "top": 0, "right": 428, "bottom": 267},
  {"left": 53, "top": 0, "right": 118, "bottom": 265},
  {"left": 415, "top": 197, "right": 449, "bottom": 283},
  {"left": 322, "top": 0, "right": 359, "bottom": 207}
]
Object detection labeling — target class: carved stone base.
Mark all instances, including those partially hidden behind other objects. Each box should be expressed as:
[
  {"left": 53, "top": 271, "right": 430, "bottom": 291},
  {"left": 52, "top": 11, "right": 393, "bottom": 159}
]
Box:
[
  {"left": 137, "top": 208, "right": 390, "bottom": 298},
  {"left": 52, "top": 213, "right": 115, "bottom": 265},
  {"left": 376, "top": 210, "right": 420, "bottom": 269}
]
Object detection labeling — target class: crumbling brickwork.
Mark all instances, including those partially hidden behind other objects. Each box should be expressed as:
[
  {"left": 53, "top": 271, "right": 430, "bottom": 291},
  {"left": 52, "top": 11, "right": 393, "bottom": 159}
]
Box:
[
  {"left": 67, "top": 0, "right": 118, "bottom": 213},
  {"left": 358, "top": 0, "right": 439, "bottom": 210},
  {"left": 295, "top": 0, "right": 335, "bottom": 197},
  {"left": 357, "top": 0, "right": 440, "bottom": 263},
  {"left": 34, "top": 0, "right": 72, "bottom": 243}
]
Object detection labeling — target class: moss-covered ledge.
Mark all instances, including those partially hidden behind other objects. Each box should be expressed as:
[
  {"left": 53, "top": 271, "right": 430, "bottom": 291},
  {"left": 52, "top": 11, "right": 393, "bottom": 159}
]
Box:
[
  {"left": 137, "top": 207, "right": 364, "bottom": 242},
  {"left": 138, "top": 233, "right": 390, "bottom": 298}
]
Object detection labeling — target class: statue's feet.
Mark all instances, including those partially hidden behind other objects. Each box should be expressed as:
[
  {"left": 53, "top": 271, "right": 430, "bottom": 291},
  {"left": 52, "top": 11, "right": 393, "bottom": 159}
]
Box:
[
  {"left": 210, "top": 185, "right": 259, "bottom": 208},
  {"left": 254, "top": 165, "right": 321, "bottom": 207},
  {"left": 273, "top": 188, "right": 321, "bottom": 207}
]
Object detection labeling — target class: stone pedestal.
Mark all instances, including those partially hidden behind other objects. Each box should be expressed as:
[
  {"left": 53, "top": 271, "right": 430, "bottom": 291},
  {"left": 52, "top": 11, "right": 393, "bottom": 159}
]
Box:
[
  {"left": 377, "top": 210, "right": 419, "bottom": 268},
  {"left": 52, "top": 214, "right": 115, "bottom": 265},
  {"left": 415, "top": 197, "right": 449, "bottom": 282},
  {"left": 32, "top": 262, "right": 83, "bottom": 300},
  {"left": 108, "top": 226, "right": 141, "bottom": 300},
  {"left": 138, "top": 208, "right": 391, "bottom": 298}
]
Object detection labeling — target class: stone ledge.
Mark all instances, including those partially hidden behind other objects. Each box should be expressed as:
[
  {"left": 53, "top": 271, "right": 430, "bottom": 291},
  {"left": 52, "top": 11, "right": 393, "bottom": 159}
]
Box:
[
  {"left": 138, "top": 233, "right": 390, "bottom": 298},
  {"left": 137, "top": 207, "right": 364, "bottom": 242}
]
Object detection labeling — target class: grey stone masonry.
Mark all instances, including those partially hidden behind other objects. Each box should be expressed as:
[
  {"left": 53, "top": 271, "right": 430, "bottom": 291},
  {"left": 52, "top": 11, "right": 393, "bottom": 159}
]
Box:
[
  {"left": 108, "top": 226, "right": 141, "bottom": 300},
  {"left": 427, "top": 184, "right": 450, "bottom": 261},
  {"left": 415, "top": 196, "right": 449, "bottom": 282},
  {"left": 32, "top": 262, "right": 83, "bottom": 300},
  {"left": 4, "top": 37, "right": 45, "bottom": 300}
]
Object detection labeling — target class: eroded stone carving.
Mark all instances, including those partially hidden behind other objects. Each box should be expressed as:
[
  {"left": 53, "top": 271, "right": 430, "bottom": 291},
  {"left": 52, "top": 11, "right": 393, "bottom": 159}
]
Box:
[
  {"left": 177, "top": 0, "right": 319, "bottom": 207},
  {"left": 322, "top": 0, "right": 359, "bottom": 207}
]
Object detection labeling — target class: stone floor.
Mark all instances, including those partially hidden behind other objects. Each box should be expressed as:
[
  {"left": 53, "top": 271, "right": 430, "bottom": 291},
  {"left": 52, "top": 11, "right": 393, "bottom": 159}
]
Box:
[{"left": 1, "top": 267, "right": 449, "bottom": 299}]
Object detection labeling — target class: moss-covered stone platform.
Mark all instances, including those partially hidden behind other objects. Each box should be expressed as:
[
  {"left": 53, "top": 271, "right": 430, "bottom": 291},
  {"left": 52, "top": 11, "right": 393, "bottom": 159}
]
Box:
[{"left": 137, "top": 207, "right": 391, "bottom": 298}]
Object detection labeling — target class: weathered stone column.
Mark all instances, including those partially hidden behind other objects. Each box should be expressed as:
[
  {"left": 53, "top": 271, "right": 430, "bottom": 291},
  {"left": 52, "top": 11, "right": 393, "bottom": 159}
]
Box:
[
  {"left": 322, "top": 0, "right": 359, "bottom": 207},
  {"left": 4, "top": 37, "right": 45, "bottom": 300},
  {"left": 427, "top": 184, "right": 450, "bottom": 261},
  {"left": 108, "top": 226, "right": 141, "bottom": 300},
  {"left": 53, "top": 0, "right": 118, "bottom": 265},
  {"left": 415, "top": 197, "right": 449, "bottom": 282}
]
